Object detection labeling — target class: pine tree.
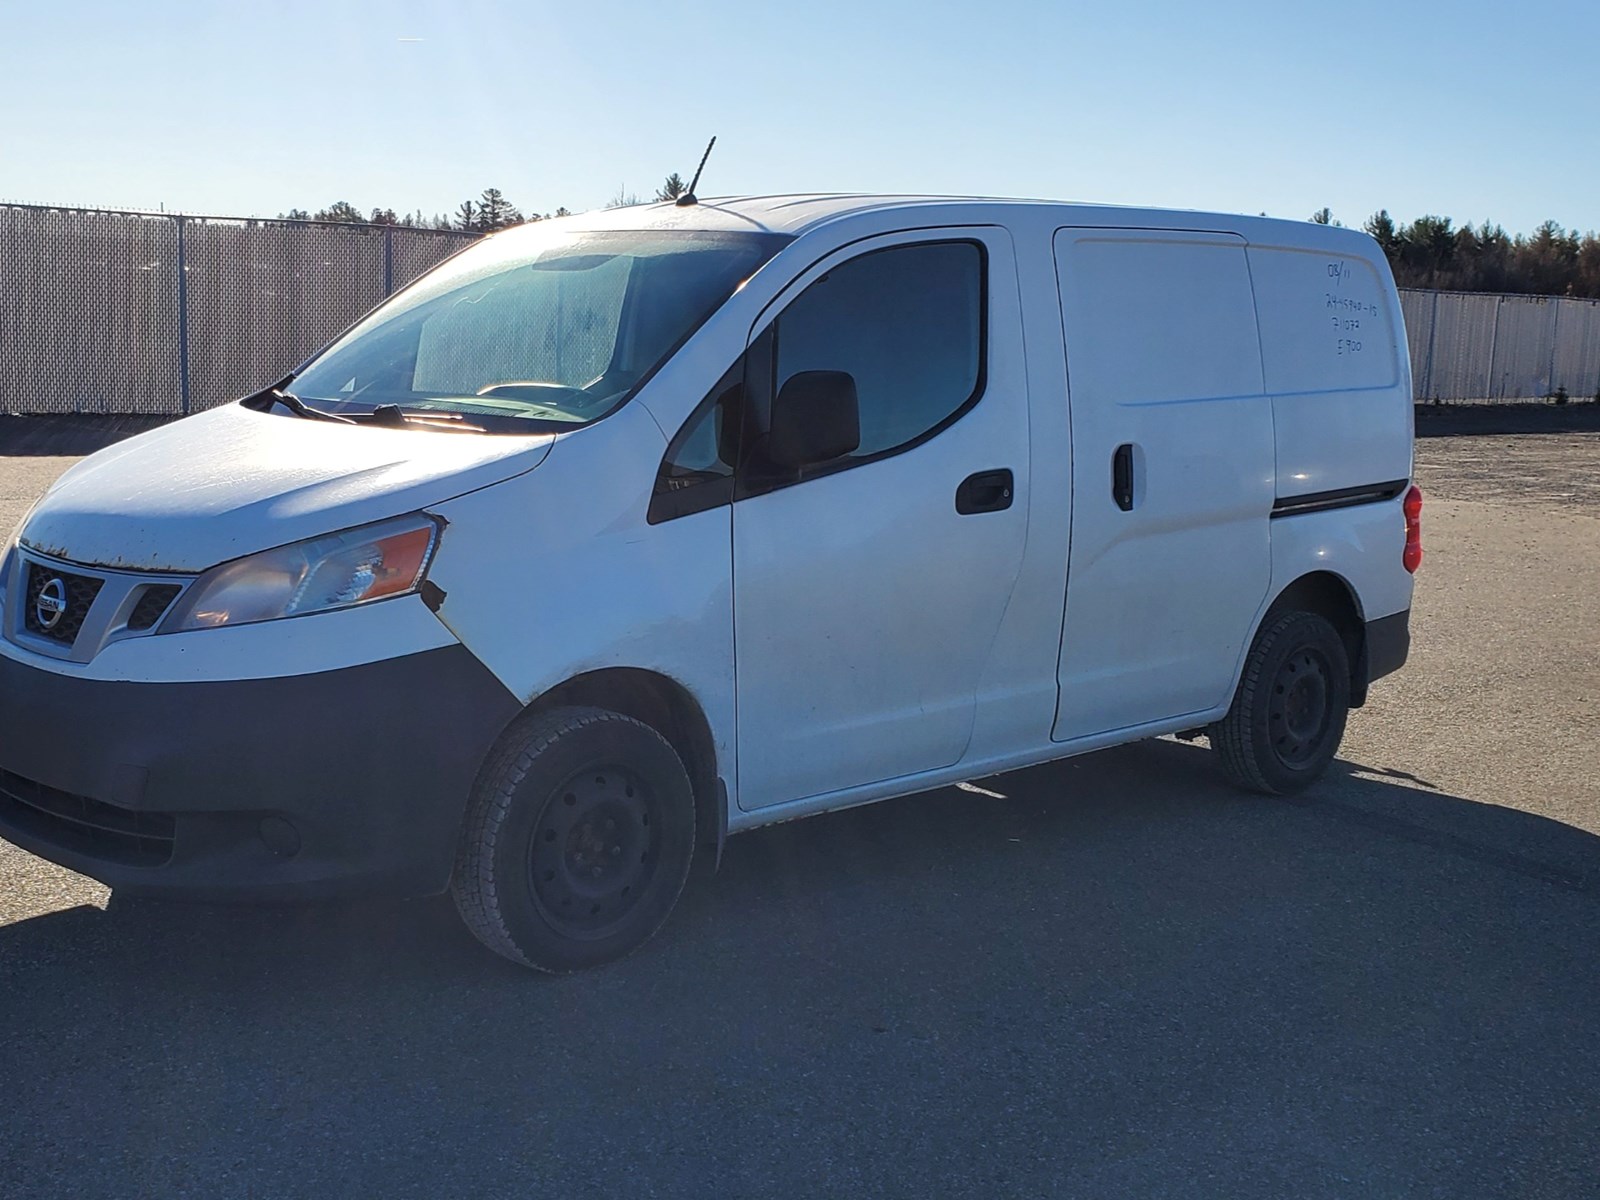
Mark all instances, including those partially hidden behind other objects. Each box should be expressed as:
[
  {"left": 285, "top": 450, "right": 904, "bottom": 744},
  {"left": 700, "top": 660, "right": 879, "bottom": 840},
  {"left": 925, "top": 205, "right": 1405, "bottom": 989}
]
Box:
[
  {"left": 315, "top": 200, "right": 364, "bottom": 223},
  {"left": 1363, "top": 210, "right": 1400, "bottom": 257},
  {"left": 477, "top": 187, "right": 522, "bottom": 231}
]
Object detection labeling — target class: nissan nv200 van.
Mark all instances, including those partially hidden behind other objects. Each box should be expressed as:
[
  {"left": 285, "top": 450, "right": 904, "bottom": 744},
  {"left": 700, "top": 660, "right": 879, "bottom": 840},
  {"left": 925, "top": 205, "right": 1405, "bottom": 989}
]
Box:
[{"left": 0, "top": 196, "right": 1420, "bottom": 971}]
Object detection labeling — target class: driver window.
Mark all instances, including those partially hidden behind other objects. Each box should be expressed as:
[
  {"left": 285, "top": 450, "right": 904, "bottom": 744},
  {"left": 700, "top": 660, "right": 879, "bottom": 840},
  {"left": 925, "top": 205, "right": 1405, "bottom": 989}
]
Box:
[{"left": 768, "top": 241, "right": 983, "bottom": 458}]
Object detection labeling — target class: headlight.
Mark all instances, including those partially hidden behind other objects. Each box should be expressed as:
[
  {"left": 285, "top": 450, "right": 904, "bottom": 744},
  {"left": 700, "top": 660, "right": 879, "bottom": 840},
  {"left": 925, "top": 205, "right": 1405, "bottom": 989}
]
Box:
[{"left": 162, "top": 513, "right": 442, "bottom": 632}]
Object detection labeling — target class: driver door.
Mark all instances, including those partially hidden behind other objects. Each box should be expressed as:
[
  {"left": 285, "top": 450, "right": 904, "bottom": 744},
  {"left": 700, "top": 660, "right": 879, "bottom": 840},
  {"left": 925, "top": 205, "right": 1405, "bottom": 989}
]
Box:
[{"left": 731, "top": 229, "right": 1031, "bottom": 810}]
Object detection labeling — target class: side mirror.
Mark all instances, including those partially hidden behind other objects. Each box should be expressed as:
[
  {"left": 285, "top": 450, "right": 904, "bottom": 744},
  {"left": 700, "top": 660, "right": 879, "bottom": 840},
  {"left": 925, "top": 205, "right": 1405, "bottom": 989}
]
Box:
[{"left": 767, "top": 371, "right": 860, "bottom": 469}]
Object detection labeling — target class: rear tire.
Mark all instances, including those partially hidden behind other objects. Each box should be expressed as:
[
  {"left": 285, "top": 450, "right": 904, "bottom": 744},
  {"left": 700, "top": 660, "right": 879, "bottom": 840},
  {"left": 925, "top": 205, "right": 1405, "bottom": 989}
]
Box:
[
  {"left": 1209, "top": 610, "right": 1351, "bottom": 796},
  {"left": 452, "top": 706, "right": 696, "bottom": 972}
]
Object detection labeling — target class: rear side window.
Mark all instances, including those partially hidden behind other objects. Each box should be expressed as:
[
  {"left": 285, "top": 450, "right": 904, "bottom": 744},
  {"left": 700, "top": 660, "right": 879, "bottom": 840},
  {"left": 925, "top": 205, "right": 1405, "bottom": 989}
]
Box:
[{"left": 770, "top": 241, "right": 985, "bottom": 458}]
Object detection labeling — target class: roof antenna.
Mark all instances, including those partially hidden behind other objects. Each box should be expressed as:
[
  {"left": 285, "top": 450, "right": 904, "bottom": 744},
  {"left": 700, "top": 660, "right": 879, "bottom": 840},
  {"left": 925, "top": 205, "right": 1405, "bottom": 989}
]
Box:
[{"left": 675, "top": 136, "right": 716, "bottom": 206}]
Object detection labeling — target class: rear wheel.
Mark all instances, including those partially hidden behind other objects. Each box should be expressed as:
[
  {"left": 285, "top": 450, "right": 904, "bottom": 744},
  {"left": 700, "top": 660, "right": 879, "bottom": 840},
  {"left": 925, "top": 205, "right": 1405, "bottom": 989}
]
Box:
[
  {"left": 1209, "top": 610, "right": 1351, "bottom": 795},
  {"left": 452, "top": 706, "right": 696, "bottom": 971}
]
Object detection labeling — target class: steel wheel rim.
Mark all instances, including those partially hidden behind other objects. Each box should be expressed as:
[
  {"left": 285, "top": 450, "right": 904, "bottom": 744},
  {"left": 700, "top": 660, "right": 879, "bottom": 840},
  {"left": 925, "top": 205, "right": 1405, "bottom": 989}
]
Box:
[
  {"left": 1268, "top": 647, "right": 1332, "bottom": 769},
  {"left": 526, "top": 764, "right": 661, "bottom": 941}
]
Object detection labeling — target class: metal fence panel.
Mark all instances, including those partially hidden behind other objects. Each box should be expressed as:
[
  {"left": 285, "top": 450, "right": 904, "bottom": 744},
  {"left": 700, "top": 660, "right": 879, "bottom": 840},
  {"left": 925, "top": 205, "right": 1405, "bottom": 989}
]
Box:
[
  {"left": 1425, "top": 292, "right": 1501, "bottom": 402},
  {"left": 1401, "top": 287, "right": 1600, "bottom": 402},
  {"left": 0, "top": 202, "right": 473, "bottom": 416},
  {"left": 1551, "top": 296, "right": 1600, "bottom": 403},
  {"left": 183, "top": 219, "right": 389, "bottom": 411},
  {"left": 391, "top": 227, "right": 471, "bottom": 291},
  {"left": 1399, "top": 290, "right": 1435, "bottom": 393},
  {"left": 1488, "top": 293, "right": 1558, "bottom": 400},
  {"left": 0, "top": 206, "right": 182, "bottom": 413}
]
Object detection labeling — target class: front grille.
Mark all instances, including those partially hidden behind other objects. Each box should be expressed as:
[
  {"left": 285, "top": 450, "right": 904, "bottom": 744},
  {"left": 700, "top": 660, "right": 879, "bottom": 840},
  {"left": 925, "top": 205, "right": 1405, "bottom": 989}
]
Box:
[
  {"left": 0, "top": 767, "right": 175, "bottom": 867},
  {"left": 22, "top": 562, "right": 104, "bottom": 645},
  {"left": 127, "top": 584, "right": 181, "bottom": 631}
]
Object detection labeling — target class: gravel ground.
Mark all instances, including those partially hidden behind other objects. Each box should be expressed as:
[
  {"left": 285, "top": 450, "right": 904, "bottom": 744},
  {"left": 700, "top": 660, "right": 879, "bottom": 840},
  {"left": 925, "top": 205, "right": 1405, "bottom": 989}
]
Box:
[
  {"left": 1, "top": 426, "right": 1598, "bottom": 1198},
  {"left": 1417, "top": 431, "right": 1600, "bottom": 511}
]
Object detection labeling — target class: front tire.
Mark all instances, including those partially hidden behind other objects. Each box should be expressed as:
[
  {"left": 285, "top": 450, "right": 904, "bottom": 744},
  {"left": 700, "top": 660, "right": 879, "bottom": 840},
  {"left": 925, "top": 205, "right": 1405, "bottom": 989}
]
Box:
[
  {"left": 1209, "top": 611, "right": 1351, "bottom": 795},
  {"left": 452, "top": 706, "right": 696, "bottom": 972}
]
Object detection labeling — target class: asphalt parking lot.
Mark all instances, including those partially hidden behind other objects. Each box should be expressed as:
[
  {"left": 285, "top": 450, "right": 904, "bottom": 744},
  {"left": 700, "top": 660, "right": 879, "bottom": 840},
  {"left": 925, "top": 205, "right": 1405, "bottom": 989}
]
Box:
[{"left": 2, "top": 414, "right": 1598, "bottom": 1198}]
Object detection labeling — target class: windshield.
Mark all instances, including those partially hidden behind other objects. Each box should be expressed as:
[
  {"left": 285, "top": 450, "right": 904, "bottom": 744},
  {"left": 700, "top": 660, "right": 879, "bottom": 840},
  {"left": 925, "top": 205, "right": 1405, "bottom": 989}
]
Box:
[{"left": 288, "top": 228, "right": 789, "bottom": 433}]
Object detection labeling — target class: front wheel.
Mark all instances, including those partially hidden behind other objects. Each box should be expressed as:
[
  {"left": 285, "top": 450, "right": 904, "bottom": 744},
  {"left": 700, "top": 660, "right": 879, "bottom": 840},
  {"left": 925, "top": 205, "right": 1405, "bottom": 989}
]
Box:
[
  {"left": 1209, "top": 611, "right": 1351, "bottom": 795},
  {"left": 452, "top": 706, "right": 697, "bottom": 971}
]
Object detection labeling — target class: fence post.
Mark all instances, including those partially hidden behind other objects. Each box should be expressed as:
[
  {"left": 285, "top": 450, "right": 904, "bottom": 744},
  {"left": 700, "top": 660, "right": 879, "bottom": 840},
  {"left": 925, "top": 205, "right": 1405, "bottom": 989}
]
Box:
[
  {"left": 1485, "top": 295, "right": 1503, "bottom": 401},
  {"left": 176, "top": 215, "right": 190, "bottom": 417},
  {"left": 1548, "top": 299, "right": 1561, "bottom": 396},
  {"left": 1420, "top": 289, "right": 1439, "bottom": 401},
  {"left": 383, "top": 225, "right": 394, "bottom": 294}
]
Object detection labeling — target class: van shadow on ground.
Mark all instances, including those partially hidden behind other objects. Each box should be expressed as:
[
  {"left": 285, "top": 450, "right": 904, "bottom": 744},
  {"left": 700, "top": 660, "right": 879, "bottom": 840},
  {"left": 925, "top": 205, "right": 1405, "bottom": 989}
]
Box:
[{"left": 2, "top": 738, "right": 1596, "bottom": 1199}]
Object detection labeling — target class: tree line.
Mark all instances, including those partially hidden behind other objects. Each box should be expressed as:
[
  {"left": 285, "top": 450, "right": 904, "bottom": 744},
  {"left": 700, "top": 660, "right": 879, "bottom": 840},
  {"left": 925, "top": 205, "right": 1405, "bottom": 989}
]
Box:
[
  {"left": 279, "top": 175, "right": 692, "bottom": 235},
  {"left": 278, "top": 188, "right": 568, "bottom": 233},
  {"left": 1311, "top": 209, "right": 1600, "bottom": 299}
]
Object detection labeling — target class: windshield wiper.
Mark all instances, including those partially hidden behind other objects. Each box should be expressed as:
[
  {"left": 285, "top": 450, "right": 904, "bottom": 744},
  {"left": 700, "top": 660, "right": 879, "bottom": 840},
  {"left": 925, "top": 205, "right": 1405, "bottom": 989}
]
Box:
[
  {"left": 269, "top": 389, "right": 357, "bottom": 424},
  {"left": 348, "top": 404, "right": 486, "bottom": 433},
  {"left": 267, "top": 392, "right": 483, "bottom": 432}
]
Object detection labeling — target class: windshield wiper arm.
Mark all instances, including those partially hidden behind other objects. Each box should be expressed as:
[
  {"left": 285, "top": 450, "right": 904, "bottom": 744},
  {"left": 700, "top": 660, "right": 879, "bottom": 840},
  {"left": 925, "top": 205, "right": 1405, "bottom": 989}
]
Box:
[
  {"left": 347, "top": 404, "right": 485, "bottom": 433},
  {"left": 270, "top": 389, "right": 358, "bottom": 424}
]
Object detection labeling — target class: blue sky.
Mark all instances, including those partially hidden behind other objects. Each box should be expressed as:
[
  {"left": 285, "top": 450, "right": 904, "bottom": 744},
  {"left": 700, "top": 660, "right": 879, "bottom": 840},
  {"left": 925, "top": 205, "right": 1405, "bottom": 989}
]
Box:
[{"left": 3, "top": 0, "right": 1596, "bottom": 234}]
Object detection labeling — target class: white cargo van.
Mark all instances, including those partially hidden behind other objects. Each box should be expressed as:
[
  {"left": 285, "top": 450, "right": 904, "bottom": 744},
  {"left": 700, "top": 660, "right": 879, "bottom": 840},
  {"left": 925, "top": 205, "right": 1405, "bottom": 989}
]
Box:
[{"left": 0, "top": 196, "right": 1422, "bottom": 970}]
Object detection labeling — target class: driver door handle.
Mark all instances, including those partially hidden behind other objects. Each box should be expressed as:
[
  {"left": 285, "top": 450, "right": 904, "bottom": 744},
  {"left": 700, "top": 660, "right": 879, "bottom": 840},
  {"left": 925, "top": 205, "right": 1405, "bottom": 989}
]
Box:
[{"left": 956, "top": 469, "right": 1014, "bottom": 515}]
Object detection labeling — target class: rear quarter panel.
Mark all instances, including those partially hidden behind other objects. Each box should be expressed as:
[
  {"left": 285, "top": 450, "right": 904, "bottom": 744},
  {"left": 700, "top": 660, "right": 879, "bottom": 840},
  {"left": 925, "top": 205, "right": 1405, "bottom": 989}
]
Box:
[
  {"left": 1247, "top": 233, "right": 1414, "bottom": 497},
  {"left": 1245, "top": 227, "right": 1414, "bottom": 652}
]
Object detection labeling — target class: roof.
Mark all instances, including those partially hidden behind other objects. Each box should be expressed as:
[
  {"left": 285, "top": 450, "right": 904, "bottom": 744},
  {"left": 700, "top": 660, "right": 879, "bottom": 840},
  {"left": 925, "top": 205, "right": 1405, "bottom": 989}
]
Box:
[
  {"left": 544, "top": 193, "right": 1064, "bottom": 237},
  {"left": 500, "top": 193, "right": 1381, "bottom": 255}
]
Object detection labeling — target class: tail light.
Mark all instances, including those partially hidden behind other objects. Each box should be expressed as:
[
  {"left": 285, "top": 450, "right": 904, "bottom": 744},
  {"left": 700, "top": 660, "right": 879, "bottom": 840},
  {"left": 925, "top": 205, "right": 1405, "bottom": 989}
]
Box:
[{"left": 1403, "top": 484, "right": 1423, "bottom": 573}]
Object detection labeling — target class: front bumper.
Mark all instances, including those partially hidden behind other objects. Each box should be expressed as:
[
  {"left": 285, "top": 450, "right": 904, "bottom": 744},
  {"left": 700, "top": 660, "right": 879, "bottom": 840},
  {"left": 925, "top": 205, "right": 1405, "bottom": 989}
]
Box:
[{"left": 0, "top": 645, "right": 521, "bottom": 900}]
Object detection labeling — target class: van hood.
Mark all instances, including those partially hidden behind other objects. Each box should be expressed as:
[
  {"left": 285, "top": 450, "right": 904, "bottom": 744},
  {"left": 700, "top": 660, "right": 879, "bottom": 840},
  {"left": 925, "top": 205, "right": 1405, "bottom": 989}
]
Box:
[{"left": 19, "top": 404, "right": 556, "bottom": 573}]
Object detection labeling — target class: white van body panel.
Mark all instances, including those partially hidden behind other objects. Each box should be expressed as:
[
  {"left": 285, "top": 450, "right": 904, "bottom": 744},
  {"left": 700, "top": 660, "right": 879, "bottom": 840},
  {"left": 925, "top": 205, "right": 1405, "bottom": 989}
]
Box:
[
  {"left": 962, "top": 209, "right": 1076, "bottom": 761},
  {"left": 1266, "top": 498, "right": 1414, "bottom": 626},
  {"left": 20, "top": 403, "right": 554, "bottom": 572},
  {"left": 731, "top": 225, "right": 1032, "bottom": 809},
  {"left": 1051, "top": 229, "right": 1275, "bottom": 741},
  {"left": 1247, "top": 240, "right": 1413, "bottom": 495},
  {"left": 424, "top": 399, "right": 741, "bottom": 802}
]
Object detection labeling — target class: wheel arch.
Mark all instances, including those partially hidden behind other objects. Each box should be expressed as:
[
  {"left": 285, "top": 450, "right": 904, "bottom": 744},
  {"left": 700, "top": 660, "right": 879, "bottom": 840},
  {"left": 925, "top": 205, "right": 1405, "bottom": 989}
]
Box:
[
  {"left": 1261, "top": 570, "right": 1372, "bottom": 707},
  {"left": 529, "top": 668, "right": 726, "bottom": 867}
]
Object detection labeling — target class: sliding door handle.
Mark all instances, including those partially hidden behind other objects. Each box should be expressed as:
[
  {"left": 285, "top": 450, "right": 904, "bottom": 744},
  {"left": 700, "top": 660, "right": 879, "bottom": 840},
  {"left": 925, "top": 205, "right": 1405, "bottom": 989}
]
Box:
[{"left": 1112, "top": 444, "right": 1135, "bottom": 511}]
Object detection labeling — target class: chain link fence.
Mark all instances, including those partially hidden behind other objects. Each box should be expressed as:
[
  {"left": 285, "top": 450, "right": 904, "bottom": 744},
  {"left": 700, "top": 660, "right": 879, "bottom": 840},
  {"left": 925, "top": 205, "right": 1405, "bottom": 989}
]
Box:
[
  {"left": 6, "top": 202, "right": 1600, "bottom": 413},
  {"left": 1, "top": 202, "right": 475, "bottom": 415}
]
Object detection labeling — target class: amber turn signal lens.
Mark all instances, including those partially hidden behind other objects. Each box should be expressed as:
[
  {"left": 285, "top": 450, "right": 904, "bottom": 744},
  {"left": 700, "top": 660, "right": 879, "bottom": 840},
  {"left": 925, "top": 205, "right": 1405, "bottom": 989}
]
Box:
[{"left": 365, "top": 526, "right": 436, "bottom": 600}]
